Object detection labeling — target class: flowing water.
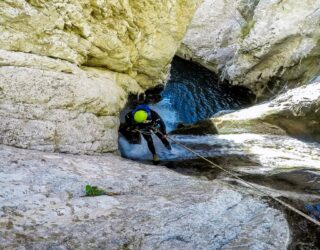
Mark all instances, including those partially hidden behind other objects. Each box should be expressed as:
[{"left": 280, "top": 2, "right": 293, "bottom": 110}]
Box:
[
  {"left": 119, "top": 57, "right": 320, "bottom": 249},
  {"left": 119, "top": 57, "right": 253, "bottom": 160}
]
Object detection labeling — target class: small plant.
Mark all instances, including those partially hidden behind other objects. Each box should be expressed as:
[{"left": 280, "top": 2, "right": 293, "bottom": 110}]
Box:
[{"left": 85, "top": 184, "right": 106, "bottom": 197}]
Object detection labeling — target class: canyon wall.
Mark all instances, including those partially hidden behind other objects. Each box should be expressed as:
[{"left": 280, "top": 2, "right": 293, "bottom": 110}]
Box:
[
  {"left": 178, "top": 0, "right": 320, "bottom": 99},
  {"left": 0, "top": 0, "right": 201, "bottom": 153}
]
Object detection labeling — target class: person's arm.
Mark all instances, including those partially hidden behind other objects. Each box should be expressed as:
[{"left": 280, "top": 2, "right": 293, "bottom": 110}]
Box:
[
  {"left": 151, "top": 110, "right": 166, "bottom": 134},
  {"left": 124, "top": 112, "right": 135, "bottom": 130}
]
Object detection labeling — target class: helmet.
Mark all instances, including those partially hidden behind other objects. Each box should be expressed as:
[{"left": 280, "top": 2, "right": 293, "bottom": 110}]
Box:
[{"left": 134, "top": 110, "right": 148, "bottom": 123}]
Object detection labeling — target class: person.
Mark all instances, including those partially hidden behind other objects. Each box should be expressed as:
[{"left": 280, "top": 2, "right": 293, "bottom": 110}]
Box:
[{"left": 120, "top": 104, "right": 171, "bottom": 162}]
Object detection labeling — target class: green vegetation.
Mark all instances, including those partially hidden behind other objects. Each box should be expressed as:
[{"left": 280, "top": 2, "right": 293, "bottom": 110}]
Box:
[{"left": 85, "top": 185, "right": 106, "bottom": 197}]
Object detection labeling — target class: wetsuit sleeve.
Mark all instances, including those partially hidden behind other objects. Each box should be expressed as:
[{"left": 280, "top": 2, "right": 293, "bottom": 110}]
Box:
[
  {"left": 124, "top": 112, "right": 134, "bottom": 129},
  {"left": 151, "top": 110, "right": 166, "bottom": 134}
]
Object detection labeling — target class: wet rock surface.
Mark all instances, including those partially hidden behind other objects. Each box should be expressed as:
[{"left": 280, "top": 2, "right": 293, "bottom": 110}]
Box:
[
  {"left": 173, "top": 120, "right": 218, "bottom": 135},
  {"left": 178, "top": 80, "right": 320, "bottom": 142},
  {"left": 160, "top": 133, "right": 320, "bottom": 249},
  {"left": 0, "top": 145, "right": 290, "bottom": 249}
]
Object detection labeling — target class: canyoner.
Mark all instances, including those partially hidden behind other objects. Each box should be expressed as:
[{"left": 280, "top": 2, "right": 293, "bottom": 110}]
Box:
[
  {"left": 3, "top": 0, "right": 320, "bottom": 248},
  {"left": 119, "top": 104, "right": 172, "bottom": 163}
]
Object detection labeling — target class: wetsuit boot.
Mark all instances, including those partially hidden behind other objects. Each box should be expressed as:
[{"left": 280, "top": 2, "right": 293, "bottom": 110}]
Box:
[{"left": 152, "top": 154, "right": 159, "bottom": 162}]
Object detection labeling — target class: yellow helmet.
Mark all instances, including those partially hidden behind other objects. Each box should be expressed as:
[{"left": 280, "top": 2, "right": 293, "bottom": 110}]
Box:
[{"left": 134, "top": 110, "right": 148, "bottom": 123}]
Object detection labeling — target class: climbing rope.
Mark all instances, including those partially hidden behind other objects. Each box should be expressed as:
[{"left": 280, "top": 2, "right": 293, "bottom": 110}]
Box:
[
  {"left": 164, "top": 134, "right": 320, "bottom": 227},
  {"left": 131, "top": 128, "right": 320, "bottom": 226}
]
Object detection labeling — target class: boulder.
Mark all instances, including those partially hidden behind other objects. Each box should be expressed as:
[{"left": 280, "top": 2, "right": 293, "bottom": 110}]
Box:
[
  {"left": 178, "top": 0, "right": 320, "bottom": 99},
  {"left": 173, "top": 120, "right": 218, "bottom": 135},
  {"left": 0, "top": 144, "right": 290, "bottom": 249}
]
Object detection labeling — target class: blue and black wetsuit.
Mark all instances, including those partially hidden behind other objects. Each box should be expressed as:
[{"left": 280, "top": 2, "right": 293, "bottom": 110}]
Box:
[{"left": 122, "top": 108, "right": 171, "bottom": 155}]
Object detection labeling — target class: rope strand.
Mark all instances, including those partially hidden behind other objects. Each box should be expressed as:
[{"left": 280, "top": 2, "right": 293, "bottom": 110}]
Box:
[
  {"left": 165, "top": 134, "right": 320, "bottom": 227},
  {"left": 133, "top": 128, "right": 320, "bottom": 226}
]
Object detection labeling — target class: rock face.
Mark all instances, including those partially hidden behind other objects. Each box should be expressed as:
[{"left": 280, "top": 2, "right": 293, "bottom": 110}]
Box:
[
  {"left": 0, "top": 50, "right": 136, "bottom": 153},
  {"left": 0, "top": 145, "right": 290, "bottom": 249},
  {"left": 168, "top": 133, "right": 320, "bottom": 176},
  {"left": 0, "top": 0, "right": 200, "bottom": 87},
  {"left": 0, "top": 0, "right": 201, "bottom": 153},
  {"left": 178, "top": 0, "right": 320, "bottom": 99},
  {"left": 211, "top": 80, "right": 320, "bottom": 141}
]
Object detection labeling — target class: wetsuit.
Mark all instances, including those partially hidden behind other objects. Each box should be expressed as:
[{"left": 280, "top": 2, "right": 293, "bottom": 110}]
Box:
[{"left": 122, "top": 109, "right": 171, "bottom": 155}]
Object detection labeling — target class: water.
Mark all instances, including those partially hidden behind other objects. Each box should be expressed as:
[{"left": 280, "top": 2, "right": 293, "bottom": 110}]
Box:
[
  {"left": 119, "top": 57, "right": 320, "bottom": 248},
  {"left": 119, "top": 57, "right": 253, "bottom": 160},
  {"left": 150, "top": 57, "right": 254, "bottom": 131}
]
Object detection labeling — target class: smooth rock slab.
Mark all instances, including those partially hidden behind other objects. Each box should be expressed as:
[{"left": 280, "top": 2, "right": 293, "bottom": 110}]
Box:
[
  {"left": 211, "top": 81, "right": 320, "bottom": 141},
  {"left": 0, "top": 145, "right": 289, "bottom": 249}
]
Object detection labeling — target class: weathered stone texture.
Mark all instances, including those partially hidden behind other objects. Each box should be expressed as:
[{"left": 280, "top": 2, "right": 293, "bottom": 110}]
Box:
[
  {"left": 178, "top": 0, "right": 320, "bottom": 99},
  {"left": 0, "top": 53, "right": 125, "bottom": 153},
  {"left": 0, "top": 145, "right": 290, "bottom": 249},
  {"left": 0, "top": 0, "right": 201, "bottom": 87},
  {"left": 0, "top": 0, "right": 201, "bottom": 153}
]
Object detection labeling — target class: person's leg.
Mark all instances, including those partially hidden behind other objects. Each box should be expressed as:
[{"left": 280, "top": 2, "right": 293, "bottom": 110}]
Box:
[
  {"left": 155, "top": 132, "right": 171, "bottom": 150},
  {"left": 142, "top": 134, "right": 158, "bottom": 161}
]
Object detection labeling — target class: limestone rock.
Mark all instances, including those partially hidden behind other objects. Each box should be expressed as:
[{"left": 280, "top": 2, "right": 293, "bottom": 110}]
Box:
[
  {"left": 166, "top": 133, "right": 320, "bottom": 175},
  {"left": 0, "top": 145, "right": 290, "bottom": 249},
  {"left": 0, "top": 0, "right": 201, "bottom": 87},
  {"left": 211, "top": 80, "right": 320, "bottom": 141},
  {"left": 178, "top": 0, "right": 320, "bottom": 99},
  {"left": 0, "top": 50, "right": 140, "bottom": 154},
  {"left": 0, "top": 0, "right": 202, "bottom": 153}
]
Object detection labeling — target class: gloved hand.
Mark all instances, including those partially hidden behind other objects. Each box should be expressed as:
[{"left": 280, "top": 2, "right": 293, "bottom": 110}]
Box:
[
  {"left": 126, "top": 126, "right": 137, "bottom": 132},
  {"left": 152, "top": 123, "right": 161, "bottom": 130}
]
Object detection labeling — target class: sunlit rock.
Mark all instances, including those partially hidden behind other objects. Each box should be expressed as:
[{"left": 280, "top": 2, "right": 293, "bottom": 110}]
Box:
[
  {"left": 0, "top": 50, "right": 136, "bottom": 153},
  {"left": 167, "top": 133, "right": 320, "bottom": 175},
  {"left": 178, "top": 0, "right": 320, "bottom": 99},
  {"left": 0, "top": 0, "right": 201, "bottom": 153},
  {"left": 0, "top": 0, "right": 201, "bottom": 88},
  {"left": 0, "top": 145, "right": 290, "bottom": 249},
  {"left": 211, "top": 81, "right": 320, "bottom": 141}
]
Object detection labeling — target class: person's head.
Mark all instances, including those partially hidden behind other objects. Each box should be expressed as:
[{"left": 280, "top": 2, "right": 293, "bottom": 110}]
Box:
[{"left": 134, "top": 110, "right": 148, "bottom": 123}]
